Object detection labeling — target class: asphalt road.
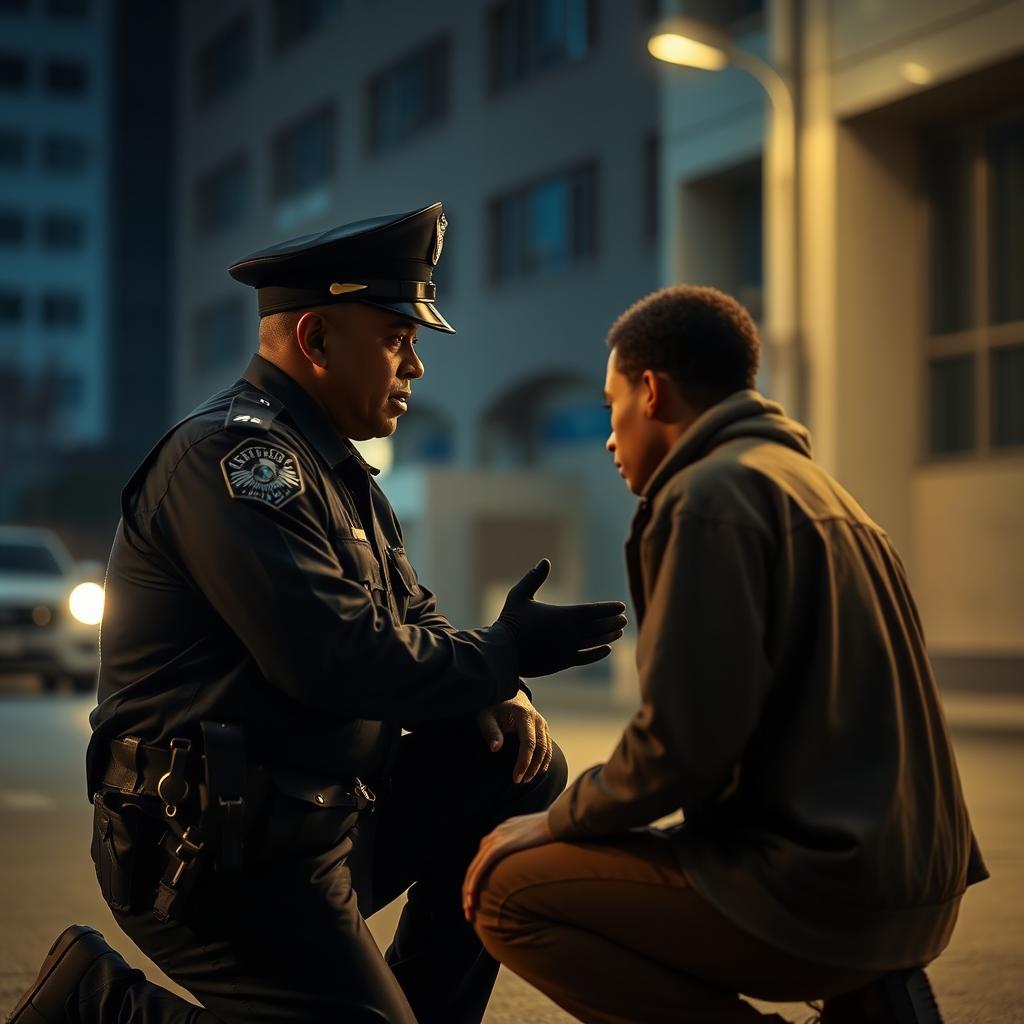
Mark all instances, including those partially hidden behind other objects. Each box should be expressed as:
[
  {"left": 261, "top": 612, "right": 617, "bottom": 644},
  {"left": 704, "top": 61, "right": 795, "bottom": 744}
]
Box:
[{"left": 1, "top": 691, "right": 1021, "bottom": 1023}]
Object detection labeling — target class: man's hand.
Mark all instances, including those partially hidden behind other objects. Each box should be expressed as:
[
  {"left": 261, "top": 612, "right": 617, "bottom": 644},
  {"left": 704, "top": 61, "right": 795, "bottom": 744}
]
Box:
[
  {"left": 462, "top": 811, "right": 554, "bottom": 922},
  {"left": 497, "top": 559, "right": 627, "bottom": 677},
  {"left": 476, "top": 690, "right": 552, "bottom": 784}
]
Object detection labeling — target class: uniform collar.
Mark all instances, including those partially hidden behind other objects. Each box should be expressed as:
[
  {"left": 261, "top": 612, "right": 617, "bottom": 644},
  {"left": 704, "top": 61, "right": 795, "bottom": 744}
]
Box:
[{"left": 241, "top": 353, "right": 378, "bottom": 474}]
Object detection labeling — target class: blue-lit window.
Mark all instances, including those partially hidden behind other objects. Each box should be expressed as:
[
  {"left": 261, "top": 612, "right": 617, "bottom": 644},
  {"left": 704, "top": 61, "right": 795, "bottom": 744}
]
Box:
[
  {"left": 271, "top": 102, "right": 335, "bottom": 201},
  {"left": 194, "top": 299, "right": 245, "bottom": 373},
  {"left": 42, "top": 134, "right": 89, "bottom": 173},
  {"left": 490, "top": 162, "right": 597, "bottom": 280},
  {"left": 196, "top": 13, "right": 251, "bottom": 108},
  {"left": 488, "top": 0, "right": 595, "bottom": 93},
  {"left": 0, "top": 54, "right": 28, "bottom": 92},
  {"left": 0, "top": 210, "right": 25, "bottom": 244},
  {"left": 42, "top": 212, "right": 85, "bottom": 249},
  {"left": 0, "top": 289, "right": 24, "bottom": 324},
  {"left": 195, "top": 153, "right": 249, "bottom": 238},
  {"left": 45, "top": 59, "right": 88, "bottom": 96},
  {"left": 0, "top": 129, "right": 26, "bottom": 169},
  {"left": 368, "top": 38, "right": 449, "bottom": 153},
  {"left": 41, "top": 291, "right": 83, "bottom": 328},
  {"left": 272, "top": 0, "right": 340, "bottom": 52}
]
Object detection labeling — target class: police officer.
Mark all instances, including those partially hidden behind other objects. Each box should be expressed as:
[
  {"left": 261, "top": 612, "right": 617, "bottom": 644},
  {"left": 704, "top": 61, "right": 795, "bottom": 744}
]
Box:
[{"left": 8, "top": 203, "right": 627, "bottom": 1024}]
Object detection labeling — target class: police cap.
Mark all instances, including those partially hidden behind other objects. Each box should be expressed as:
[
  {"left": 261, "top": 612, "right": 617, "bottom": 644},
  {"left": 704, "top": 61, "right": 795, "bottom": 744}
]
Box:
[{"left": 228, "top": 202, "right": 454, "bottom": 333}]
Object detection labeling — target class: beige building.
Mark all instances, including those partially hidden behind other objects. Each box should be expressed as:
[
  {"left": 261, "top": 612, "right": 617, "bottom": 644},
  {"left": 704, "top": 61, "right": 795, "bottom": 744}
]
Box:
[{"left": 660, "top": 0, "right": 1024, "bottom": 691}]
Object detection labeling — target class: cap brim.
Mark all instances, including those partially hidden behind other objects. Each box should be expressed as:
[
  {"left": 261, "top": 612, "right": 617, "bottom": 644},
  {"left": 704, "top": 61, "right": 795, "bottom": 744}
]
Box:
[{"left": 361, "top": 299, "right": 456, "bottom": 334}]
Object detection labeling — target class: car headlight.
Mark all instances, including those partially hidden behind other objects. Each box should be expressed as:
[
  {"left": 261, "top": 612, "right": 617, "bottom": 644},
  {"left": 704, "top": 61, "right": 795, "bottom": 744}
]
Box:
[{"left": 69, "top": 582, "right": 104, "bottom": 625}]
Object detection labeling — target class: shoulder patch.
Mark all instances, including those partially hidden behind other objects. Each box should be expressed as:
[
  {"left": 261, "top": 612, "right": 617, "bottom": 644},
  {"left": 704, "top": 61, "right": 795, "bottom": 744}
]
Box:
[
  {"left": 221, "top": 438, "right": 304, "bottom": 509},
  {"left": 225, "top": 391, "right": 282, "bottom": 432}
]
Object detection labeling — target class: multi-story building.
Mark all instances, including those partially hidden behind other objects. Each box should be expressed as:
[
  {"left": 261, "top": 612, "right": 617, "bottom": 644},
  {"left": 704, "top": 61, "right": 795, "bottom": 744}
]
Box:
[
  {"left": 659, "top": 0, "right": 1024, "bottom": 692},
  {"left": 175, "top": 0, "right": 663, "bottom": 636}
]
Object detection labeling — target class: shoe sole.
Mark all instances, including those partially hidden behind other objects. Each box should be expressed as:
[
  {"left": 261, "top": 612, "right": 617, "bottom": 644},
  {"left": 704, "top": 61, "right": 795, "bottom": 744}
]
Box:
[{"left": 6, "top": 926, "right": 107, "bottom": 1024}]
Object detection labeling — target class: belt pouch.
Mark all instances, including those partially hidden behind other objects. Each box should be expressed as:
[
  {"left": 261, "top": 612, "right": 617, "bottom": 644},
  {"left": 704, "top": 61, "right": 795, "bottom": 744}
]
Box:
[{"left": 90, "top": 791, "right": 139, "bottom": 912}]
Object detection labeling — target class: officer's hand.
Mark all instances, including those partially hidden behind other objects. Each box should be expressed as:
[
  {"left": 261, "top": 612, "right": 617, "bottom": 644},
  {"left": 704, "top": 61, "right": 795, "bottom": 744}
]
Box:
[
  {"left": 476, "top": 690, "right": 553, "bottom": 784},
  {"left": 496, "top": 559, "right": 627, "bottom": 678}
]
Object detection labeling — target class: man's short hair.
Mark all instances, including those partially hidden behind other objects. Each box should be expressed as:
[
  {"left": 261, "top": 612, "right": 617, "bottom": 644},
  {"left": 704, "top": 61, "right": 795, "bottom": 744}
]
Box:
[{"left": 607, "top": 285, "right": 760, "bottom": 411}]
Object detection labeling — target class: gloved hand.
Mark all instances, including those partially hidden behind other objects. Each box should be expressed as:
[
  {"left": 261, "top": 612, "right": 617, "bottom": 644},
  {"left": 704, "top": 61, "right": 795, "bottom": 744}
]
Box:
[{"left": 496, "top": 559, "right": 627, "bottom": 678}]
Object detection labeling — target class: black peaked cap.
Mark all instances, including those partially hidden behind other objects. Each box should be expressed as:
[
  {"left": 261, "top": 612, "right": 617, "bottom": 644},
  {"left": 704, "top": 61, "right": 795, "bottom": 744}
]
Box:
[{"left": 227, "top": 202, "right": 454, "bottom": 333}]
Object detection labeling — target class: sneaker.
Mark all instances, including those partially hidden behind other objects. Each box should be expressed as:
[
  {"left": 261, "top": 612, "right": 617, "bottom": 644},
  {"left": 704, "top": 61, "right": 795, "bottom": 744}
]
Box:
[
  {"left": 6, "top": 926, "right": 114, "bottom": 1023},
  {"left": 819, "top": 968, "right": 943, "bottom": 1024}
]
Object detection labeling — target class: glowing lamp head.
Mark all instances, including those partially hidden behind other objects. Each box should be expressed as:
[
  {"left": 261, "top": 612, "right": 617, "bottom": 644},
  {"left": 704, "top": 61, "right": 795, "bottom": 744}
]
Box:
[
  {"left": 69, "top": 581, "right": 104, "bottom": 626},
  {"left": 647, "top": 17, "right": 732, "bottom": 71}
]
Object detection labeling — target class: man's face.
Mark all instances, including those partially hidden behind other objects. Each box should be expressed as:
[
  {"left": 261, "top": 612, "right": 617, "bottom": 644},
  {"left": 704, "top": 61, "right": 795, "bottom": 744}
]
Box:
[
  {"left": 316, "top": 303, "right": 424, "bottom": 440},
  {"left": 604, "top": 348, "right": 669, "bottom": 496}
]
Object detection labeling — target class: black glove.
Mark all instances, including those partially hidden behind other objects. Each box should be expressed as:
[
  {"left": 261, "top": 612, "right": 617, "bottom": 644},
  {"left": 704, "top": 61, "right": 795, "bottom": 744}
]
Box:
[{"left": 496, "top": 559, "right": 627, "bottom": 678}]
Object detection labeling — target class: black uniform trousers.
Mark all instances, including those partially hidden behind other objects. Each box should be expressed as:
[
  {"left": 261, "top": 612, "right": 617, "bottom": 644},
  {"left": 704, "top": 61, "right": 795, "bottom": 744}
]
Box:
[{"left": 84, "top": 725, "right": 568, "bottom": 1024}]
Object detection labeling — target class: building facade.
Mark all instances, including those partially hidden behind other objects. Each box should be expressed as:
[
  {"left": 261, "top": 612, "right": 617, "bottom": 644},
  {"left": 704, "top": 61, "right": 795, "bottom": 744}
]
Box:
[{"left": 660, "top": 0, "right": 1024, "bottom": 691}]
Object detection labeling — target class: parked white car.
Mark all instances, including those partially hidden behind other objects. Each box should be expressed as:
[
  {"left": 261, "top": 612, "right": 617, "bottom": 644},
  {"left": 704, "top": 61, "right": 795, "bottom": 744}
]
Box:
[{"left": 0, "top": 526, "right": 103, "bottom": 692}]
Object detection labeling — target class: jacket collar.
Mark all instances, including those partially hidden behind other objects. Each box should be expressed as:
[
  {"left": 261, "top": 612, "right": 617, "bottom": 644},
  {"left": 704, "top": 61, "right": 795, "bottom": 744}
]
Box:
[{"left": 241, "top": 353, "right": 378, "bottom": 474}]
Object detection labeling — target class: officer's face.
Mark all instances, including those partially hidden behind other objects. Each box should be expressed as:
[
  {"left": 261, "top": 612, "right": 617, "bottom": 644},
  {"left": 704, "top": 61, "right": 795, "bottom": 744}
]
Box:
[
  {"left": 604, "top": 348, "right": 669, "bottom": 496},
  {"left": 316, "top": 304, "right": 425, "bottom": 440}
]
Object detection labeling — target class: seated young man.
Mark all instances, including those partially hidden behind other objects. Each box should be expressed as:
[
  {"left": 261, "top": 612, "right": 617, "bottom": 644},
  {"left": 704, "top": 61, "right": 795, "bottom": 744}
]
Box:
[{"left": 461, "top": 286, "right": 987, "bottom": 1024}]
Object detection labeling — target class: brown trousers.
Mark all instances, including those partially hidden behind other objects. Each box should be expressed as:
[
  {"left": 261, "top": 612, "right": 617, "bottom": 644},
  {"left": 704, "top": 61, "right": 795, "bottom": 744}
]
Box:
[{"left": 474, "top": 830, "right": 881, "bottom": 1024}]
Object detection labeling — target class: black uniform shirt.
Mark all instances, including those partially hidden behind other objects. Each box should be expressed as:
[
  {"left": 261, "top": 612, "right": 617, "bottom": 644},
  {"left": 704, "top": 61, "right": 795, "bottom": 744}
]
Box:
[{"left": 88, "top": 354, "right": 520, "bottom": 792}]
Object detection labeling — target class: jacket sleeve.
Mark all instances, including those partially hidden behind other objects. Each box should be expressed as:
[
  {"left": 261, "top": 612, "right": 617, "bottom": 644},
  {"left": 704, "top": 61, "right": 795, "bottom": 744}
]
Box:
[
  {"left": 148, "top": 431, "right": 520, "bottom": 721},
  {"left": 548, "top": 508, "right": 772, "bottom": 840}
]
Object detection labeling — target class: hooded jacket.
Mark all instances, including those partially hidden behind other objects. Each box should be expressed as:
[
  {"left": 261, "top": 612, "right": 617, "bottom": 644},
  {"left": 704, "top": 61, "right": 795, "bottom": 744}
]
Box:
[{"left": 547, "top": 390, "right": 987, "bottom": 971}]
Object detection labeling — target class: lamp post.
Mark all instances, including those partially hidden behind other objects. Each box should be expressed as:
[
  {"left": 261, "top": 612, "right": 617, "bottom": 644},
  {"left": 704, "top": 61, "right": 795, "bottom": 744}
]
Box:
[{"left": 648, "top": 17, "right": 802, "bottom": 418}]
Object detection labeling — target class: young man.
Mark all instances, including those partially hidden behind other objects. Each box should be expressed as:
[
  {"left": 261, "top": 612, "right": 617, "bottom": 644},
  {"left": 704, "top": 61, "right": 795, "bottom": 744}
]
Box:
[
  {"left": 8, "top": 204, "right": 628, "bottom": 1024},
  {"left": 464, "top": 285, "right": 987, "bottom": 1024}
]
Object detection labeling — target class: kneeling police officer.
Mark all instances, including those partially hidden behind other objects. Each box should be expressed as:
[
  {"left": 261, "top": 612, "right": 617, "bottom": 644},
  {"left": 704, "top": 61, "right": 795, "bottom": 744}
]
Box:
[{"left": 8, "top": 203, "right": 626, "bottom": 1024}]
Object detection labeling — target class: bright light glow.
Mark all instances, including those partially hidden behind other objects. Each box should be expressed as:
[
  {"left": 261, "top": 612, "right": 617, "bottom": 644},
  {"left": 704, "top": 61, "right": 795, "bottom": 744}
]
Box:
[
  {"left": 69, "top": 582, "right": 104, "bottom": 625},
  {"left": 648, "top": 32, "right": 728, "bottom": 71},
  {"left": 352, "top": 436, "right": 394, "bottom": 476},
  {"left": 900, "top": 62, "right": 933, "bottom": 86}
]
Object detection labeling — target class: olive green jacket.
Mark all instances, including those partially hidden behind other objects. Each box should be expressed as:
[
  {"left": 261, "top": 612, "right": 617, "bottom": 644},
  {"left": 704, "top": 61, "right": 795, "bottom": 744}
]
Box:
[{"left": 548, "top": 390, "right": 987, "bottom": 971}]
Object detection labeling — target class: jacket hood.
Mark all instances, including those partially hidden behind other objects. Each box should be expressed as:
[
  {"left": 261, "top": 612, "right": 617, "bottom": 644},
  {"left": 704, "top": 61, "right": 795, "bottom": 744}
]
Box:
[{"left": 642, "top": 389, "right": 812, "bottom": 501}]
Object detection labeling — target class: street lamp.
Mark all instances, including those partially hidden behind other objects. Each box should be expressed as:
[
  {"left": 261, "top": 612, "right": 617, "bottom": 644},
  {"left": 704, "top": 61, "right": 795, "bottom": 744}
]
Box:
[{"left": 648, "top": 17, "right": 802, "bottom": 417}]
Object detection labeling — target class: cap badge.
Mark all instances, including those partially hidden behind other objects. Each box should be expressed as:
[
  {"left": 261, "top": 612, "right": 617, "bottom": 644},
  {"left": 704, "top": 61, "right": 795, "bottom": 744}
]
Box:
[
  {"left": 329, "top": 282, "right": 369, "bottom": 296},
  {"left": 432, "top": 213, "right": 447, "bottom": 266}
]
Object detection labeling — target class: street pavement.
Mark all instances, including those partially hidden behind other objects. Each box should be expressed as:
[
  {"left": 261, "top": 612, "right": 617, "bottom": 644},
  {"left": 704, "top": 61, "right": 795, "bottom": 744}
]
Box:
[{"left": 0, "top": 687, "right": 1022, "bottom": 1023}]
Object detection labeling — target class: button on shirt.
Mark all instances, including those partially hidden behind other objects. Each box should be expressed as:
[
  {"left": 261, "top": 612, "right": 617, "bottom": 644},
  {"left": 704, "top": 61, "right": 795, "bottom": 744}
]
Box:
[{"left": 88, "top": 354, "right": 520, "bottom": 791}]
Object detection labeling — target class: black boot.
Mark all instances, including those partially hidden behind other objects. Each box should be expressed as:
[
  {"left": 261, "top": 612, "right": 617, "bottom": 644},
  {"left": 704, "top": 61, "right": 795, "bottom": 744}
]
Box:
[
  {"left": 820, "top": 967, "right": 943, "bottom": 1024},
  {"left": 7, "top": 926, "right": 120, "bottom": 1023}
]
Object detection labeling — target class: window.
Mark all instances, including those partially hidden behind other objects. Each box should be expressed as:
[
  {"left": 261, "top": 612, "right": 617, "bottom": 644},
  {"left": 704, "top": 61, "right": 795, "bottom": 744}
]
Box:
[
  {"left": 45, "top": 59, "right": 88, "bottom": 96},
  {"left": 0, "top": 0, "right": 30, "bottom": 15},
  {"left": 925, "top": 113, "right": 1024, "bottom": 457},
  {"left": 196, "top": 13, "right": 251, "bottom": 108},
  {"left": 42, "top": 212, "right": 85, "bottom": 249},
  {"left": 368, "top": 37, "right": 449, "bottom": 153},
  {"left": 272, "top": 0, "right": 340, "bottom": 52},
  {"left": 0, "top": 129, "right": 27, "bottom": 169},
  {"left": 488, "top": 0, "right": 595, "bottom": 93},
  {"left": 42, "top": 134, "right": 89, "bottom": 172},
  {"left": 195, "top": 153, "right": 249, "bottom": 238},
  {"left": 490, "top": 162, "right": 597, "bottom": 280},
  {"left": 194, "top": 298, "right": 245, "bottom": 373},
  {"left": 41, "top": 291, "right": 83, "bottom": 328},
  {"left": 0, "top": 54, "right": 29, "bottom": 92},
  {"left": 47, "top": 0, "right": 89, "bottom": 17},
  {"left": 0, "top": 210, "right": 26, "bottom": 244},
  {"left": 271, "top": 103, "right": 335, "bottom": 201},
  {"left": 0, "top": 289, "right": 25, "bottom": 324}
]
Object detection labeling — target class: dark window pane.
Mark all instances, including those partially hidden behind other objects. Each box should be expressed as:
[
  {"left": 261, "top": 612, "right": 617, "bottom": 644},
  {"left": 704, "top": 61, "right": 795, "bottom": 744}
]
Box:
[
  {"left": 196, "top": 14, "right": 251, "bottom": 108},
  {"left": 369, "top": 38, "right": 449, "bottom": 152},
  {"left": 58, "top": 371, "right": 82, "bottom": 408},
  {"left": 992, "top": 343, "right": 1024, "bottom": 447},
  {"left": 0, "top": 210, "right": 25, "bottom": 243},
  {"left": 0, "top": 129, "right": 27, "bottom": 168},
  {"left": 0, "top": 54, "right": 29, "bottom": 91},
  {"left": 990, "top": 118, "right": 1024, "bottom": 325},
  {"left": 195, "top": 153, "right": 249, "bottom": 237},
  {"left": 488, "top": 0, "right": 595, "bottom": 93},
  {"left": 271, "top": 103, "right": 335, "bottom": 200},
  {"left": 45, "top": 59, "right": 88, "bottom": 96},
  {"left": 47, "top": 0, "right": 89, "bottom": 17},
  {"left": 929, "top": 353, "right": 975, "bottom": 455},
  {"left": 928, "top": 138, "right": 973, "bottom": 334},
  {"left": 42, "top": 134, "right": 89, "bottom": 172},
  {"left": 194, "top": 299, "right": 245, "bottom": 373},
  {"left": 0, "top": 0, "right": 30, "bottom": 15},
  {"left": 0, "top": 289, "right": 24, "bottom": 323},
  {"left": 41, "top": 291, "right": 83, "bottom": 327},
  {"left": 42, "top": 212, "right": 85, "bottom": 249},
  {"left": 491, "top": 162, "right": 597, "bottom": 280},
  {"left": 272, "top": 0, "right": 340, "bottom": 52}
]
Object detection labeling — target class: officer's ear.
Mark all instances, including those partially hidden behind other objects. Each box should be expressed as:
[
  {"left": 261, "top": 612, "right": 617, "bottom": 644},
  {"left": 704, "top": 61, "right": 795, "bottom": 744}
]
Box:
[{"left": 296, "top": 311, "right": 329, "bottom": 370}]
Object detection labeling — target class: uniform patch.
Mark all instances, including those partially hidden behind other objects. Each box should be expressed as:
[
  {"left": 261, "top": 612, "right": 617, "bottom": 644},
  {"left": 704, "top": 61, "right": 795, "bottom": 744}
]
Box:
[{"left": 220, "top": 439, "right": 304, "bottom": 510}]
